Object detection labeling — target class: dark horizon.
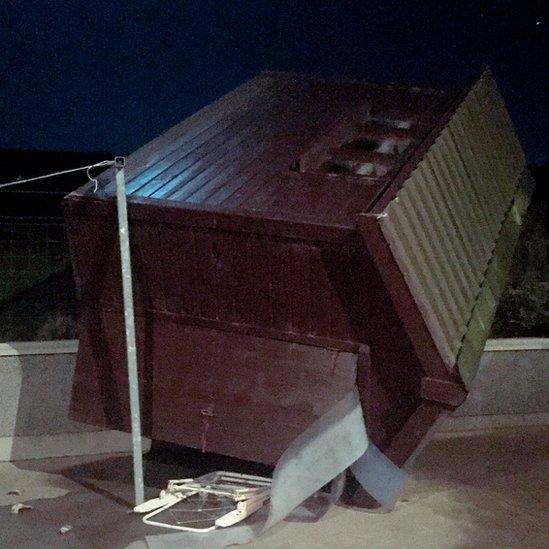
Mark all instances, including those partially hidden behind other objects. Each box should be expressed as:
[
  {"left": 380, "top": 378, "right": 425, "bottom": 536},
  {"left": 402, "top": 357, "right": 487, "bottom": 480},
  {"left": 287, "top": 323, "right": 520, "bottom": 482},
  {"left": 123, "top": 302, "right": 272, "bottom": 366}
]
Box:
[{"left": 1, "top": 1, "right": 547, "bottom": 163}]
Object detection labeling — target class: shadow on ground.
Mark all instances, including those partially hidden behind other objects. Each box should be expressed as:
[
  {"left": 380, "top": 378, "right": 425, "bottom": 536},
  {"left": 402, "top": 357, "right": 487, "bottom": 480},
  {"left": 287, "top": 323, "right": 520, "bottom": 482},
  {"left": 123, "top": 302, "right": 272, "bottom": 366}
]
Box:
[{"left": 1, "top": 427, "right": 548, "bottom": 549}]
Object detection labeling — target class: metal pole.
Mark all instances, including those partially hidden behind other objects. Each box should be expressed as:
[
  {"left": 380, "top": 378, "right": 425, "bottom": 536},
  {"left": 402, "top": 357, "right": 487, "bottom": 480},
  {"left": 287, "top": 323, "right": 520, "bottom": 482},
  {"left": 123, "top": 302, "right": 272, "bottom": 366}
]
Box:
[{"left": 115, "top": 157, "right": 145, "bottom": 506}]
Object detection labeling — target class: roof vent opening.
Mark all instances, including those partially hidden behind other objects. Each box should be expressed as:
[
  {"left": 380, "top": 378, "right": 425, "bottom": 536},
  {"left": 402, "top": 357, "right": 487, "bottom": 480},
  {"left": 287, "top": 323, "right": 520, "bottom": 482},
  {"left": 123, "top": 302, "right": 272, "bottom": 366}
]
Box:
[
  {"left": 368, "top": 114, "right": 412, "bottom": 130},
  {"left": 321, "top": 160, "right": 389, "bottom": 177},
  {"left": 354, "top": 162, "right": 390, "bottom": 177},
  {"left": 376, "top": 137, "right": 412, "bottom": 155},
  {"left": 321, "top": 161, "right": 354, "bottom": 175},
  {"left": 341, "top": 138, "right": 378, "bottom": 152}
]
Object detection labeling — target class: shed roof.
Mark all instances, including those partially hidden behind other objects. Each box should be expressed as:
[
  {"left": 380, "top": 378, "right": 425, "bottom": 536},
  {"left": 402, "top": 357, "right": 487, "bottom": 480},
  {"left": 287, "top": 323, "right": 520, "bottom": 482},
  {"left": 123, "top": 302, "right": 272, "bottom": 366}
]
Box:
[{"left": 69, "top": 72, "right": 462, "bottom": 228}]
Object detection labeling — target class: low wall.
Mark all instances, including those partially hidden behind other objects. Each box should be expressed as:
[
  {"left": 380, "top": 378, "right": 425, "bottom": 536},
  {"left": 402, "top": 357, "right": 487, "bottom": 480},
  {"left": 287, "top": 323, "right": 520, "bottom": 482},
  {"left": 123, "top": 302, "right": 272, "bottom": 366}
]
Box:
[
  {"left": 0, "top": 338, "right": 547, "bottom": 461},
  {"left": 436, "top": 337, "right": 548, "bottom": 436},
  {"left": 0, "top": 340, "right": 149, "bottom": 461}
]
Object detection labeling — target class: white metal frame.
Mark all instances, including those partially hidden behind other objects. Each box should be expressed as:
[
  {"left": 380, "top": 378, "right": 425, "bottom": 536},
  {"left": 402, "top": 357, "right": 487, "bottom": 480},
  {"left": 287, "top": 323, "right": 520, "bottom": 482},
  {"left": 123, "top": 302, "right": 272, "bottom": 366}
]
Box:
[{"left": 134, "top": 471, "right": 271, "bottom": 532}]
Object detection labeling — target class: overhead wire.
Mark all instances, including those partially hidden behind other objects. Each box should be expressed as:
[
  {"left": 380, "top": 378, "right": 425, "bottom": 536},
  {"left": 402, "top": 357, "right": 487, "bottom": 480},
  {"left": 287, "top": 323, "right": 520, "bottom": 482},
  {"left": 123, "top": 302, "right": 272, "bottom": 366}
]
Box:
[{"left": 0, "top": 160, "right": 115, "bottom": 192}]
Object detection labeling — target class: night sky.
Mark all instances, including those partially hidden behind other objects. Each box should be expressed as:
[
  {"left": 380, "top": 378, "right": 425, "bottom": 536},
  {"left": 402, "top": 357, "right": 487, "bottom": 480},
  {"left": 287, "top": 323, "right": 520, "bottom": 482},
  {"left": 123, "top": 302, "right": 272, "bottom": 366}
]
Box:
[{"left": 1, "top": 1, "right": 547, "bottom": 163}]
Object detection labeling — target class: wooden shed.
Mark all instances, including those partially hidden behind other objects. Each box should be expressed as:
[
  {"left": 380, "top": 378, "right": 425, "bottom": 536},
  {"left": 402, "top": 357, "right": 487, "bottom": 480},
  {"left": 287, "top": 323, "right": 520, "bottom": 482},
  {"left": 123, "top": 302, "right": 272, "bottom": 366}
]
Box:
[{"left": 64, "top": 71, "right": 532, "bottom": 468}]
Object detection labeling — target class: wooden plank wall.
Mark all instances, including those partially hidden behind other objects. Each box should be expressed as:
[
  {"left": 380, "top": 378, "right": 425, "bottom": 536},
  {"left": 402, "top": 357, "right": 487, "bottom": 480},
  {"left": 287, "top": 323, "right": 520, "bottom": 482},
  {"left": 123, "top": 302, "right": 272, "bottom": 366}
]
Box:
[
  {"left": 67, "top": 215, "right": 359, "bottom": 347},
  {"left": 71, "top": 314, "right": 359, "bottom": 464}
]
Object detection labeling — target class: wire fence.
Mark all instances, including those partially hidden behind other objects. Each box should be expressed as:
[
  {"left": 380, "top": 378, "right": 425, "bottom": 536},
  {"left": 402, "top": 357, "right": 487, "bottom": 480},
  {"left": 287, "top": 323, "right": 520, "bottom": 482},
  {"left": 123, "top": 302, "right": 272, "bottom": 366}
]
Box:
[
  {"left": 0, "top": 154, "right": 115, "bottom": 342},
  {"left": 0, "top": 215, "right": 78, "bottom": 341},
  {"left": 0, "top": 216, "right": 68, "bottom": 288}
]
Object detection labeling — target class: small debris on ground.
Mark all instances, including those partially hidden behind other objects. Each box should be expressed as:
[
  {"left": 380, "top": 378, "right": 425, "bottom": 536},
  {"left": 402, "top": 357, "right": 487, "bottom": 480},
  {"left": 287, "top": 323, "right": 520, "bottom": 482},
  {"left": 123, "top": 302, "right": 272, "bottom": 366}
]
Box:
[
  {"left": 7, "top": 489, "right": 21, "bottom": 496},
  {"left": 59, "top": 525, "right": 73, "bottom": 534},
  {"left": 10, "top": 503, "right": 32, "bottom": 514}
]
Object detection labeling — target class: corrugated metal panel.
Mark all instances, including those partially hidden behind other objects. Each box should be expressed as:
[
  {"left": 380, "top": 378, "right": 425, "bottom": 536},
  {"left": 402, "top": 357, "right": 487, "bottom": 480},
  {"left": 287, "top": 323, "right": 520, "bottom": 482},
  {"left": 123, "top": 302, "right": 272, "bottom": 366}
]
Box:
[
  {"left": 379, "top": 71, "right": 527, "bottom": 370},
  {"left": 457, "top": 169, "right": 535, "bottom": 385}
]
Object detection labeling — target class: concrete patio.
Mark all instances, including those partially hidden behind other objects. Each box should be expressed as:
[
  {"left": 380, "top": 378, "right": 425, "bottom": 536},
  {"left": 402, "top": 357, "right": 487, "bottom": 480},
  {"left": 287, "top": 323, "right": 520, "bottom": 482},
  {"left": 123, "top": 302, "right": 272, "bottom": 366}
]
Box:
[{"left": 1, "top": 424, "right": 547, "bottom": 548}]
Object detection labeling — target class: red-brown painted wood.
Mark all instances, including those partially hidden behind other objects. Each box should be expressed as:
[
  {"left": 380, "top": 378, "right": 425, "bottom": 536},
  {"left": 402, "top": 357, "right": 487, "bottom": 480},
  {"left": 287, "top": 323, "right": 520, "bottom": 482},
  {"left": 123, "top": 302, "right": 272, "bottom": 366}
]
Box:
[{"left": 65, "top": 72, "right": 468, "bottom": 469}]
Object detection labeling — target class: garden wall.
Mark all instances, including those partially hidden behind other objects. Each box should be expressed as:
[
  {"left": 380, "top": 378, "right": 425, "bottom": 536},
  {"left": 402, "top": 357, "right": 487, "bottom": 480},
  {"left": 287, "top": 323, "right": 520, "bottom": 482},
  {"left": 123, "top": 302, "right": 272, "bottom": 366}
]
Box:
[{"left": 1, "top": 338, "right": 546, "bottom": 460}]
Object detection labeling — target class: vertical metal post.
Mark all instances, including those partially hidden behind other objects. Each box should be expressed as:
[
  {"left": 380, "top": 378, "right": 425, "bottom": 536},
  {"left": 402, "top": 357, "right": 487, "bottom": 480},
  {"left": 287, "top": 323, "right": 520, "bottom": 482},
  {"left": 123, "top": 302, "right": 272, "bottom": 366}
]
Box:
[{"left": 115, "top": 157, "right": 145, "bottom": 506}]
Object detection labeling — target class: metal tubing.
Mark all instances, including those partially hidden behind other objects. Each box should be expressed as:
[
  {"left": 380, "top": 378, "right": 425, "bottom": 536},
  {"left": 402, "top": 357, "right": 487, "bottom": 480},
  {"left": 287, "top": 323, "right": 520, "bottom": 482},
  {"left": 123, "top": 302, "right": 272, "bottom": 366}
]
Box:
[{"left": 115, "top": 161, "right": 145, "bottom": 506}]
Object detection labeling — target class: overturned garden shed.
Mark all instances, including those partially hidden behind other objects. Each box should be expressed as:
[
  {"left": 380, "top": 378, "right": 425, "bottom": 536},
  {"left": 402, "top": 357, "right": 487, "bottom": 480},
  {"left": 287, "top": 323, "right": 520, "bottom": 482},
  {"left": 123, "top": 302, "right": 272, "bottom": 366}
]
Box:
[{"left": 64, "top": 70, "right": 532, "bottom": 467}]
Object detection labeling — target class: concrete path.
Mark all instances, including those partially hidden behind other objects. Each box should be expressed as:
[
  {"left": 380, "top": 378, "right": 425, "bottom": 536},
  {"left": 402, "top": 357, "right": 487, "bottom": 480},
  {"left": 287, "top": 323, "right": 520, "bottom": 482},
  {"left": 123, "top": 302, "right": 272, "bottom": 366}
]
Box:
[{"left": 0, "top": 426, "right": 547, "bottom": 548}]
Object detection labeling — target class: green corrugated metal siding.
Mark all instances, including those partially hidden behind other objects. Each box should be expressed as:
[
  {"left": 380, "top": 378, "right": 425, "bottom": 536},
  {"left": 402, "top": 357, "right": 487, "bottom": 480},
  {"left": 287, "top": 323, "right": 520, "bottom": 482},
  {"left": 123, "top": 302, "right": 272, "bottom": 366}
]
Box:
[{"left": 379, "top": 71, "right": 530, "bottom": 382}]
